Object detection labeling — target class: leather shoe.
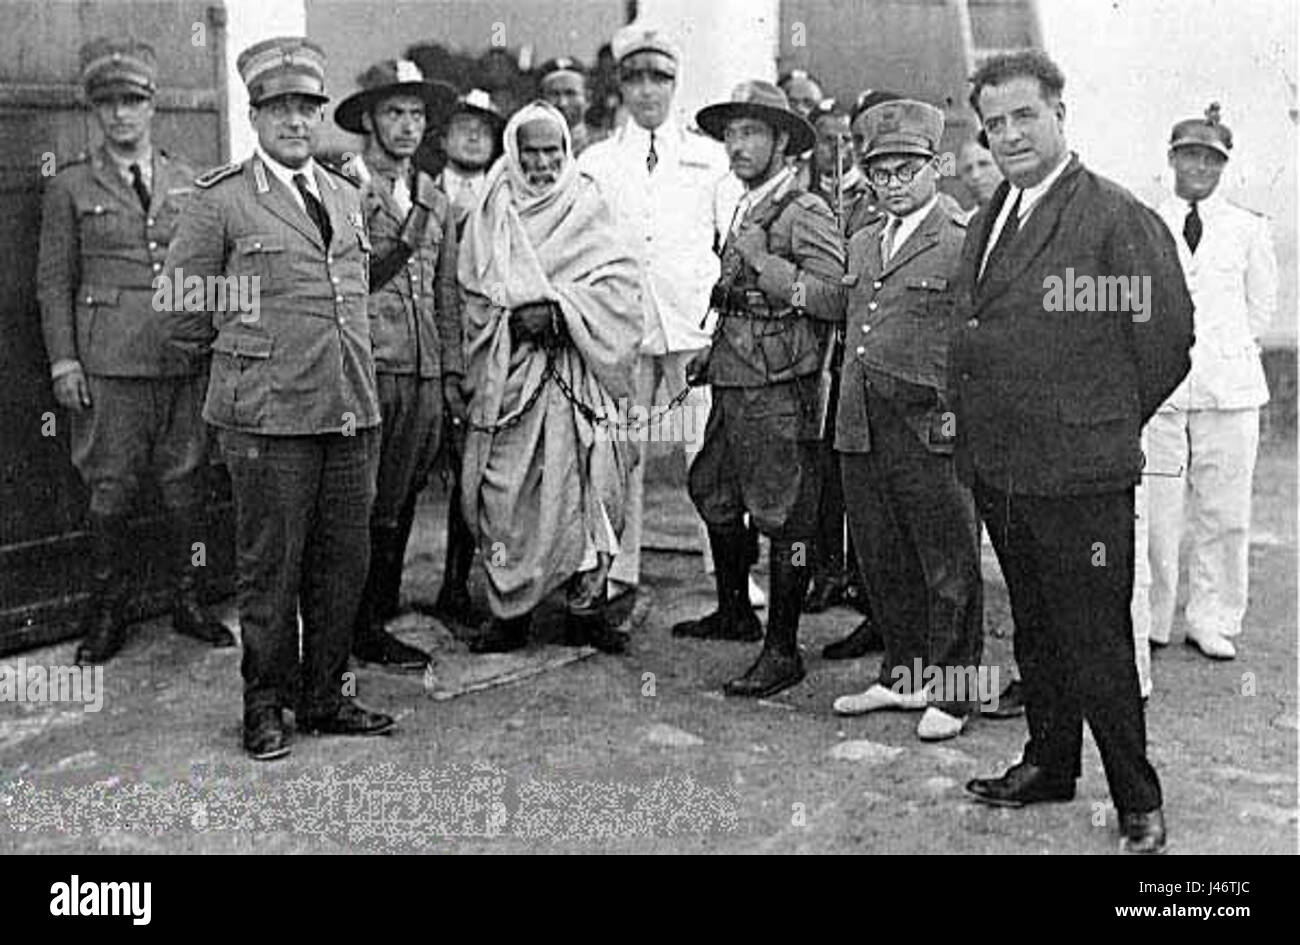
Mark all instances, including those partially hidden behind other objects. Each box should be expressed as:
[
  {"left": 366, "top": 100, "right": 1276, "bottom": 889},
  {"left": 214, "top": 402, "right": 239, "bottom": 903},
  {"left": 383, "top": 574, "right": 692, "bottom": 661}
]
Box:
[
  {"left": 965, "top": 761, "right": 1076, "bottom": 808},
  {"left": 672, "top": 608, "right": 763, "bottom": 642},
  {"left": 1119, "top": 807, "right": 1168, "bottom": 854},
  {"left": 172, "top": 590, "right": 237, "bottom": 647},
  {"left": 566, "top": 613, "right": 629, "bottom": 654},
  {"left": 353, "top": 628, "right": 429, "bottom": 670},
  {"left": 468, "top": 615, "right": 530, "bottom": 653},
  {"left": 75, "top": 623, "right": 127, "bottom": 666},
  {"left": 243, "top": 708, "right": 291, "bottom": 761},
  {"left": 803, "top": 573, "right": 846, "bottom": 613},
  {"left": 299, "top": 700, "right": 395, "bottom": 737},
  {"left": 723, "top": 648, "right": 805, "bottom": 699},
  {"left": 821, "top": 616, "right": 883, "bottom": 660},
  {"left": 984, "top": 678, "right": 1026, "bottom": 718}
]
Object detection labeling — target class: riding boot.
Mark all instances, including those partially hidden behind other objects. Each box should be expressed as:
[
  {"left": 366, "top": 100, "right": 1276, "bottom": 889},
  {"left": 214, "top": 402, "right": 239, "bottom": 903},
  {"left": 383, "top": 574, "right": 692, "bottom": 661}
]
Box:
[
  {"left": 725, "top": 538, "right": 809, "bottom": 698},
  {"left": 672, "top": 525, "right": 762, "bottom": 641},
  {"left": 74, "top": 513, "right": 134, "bottom": 664},
  {"left": 170, "top": 506, "right": 236, "bottom": 646}
]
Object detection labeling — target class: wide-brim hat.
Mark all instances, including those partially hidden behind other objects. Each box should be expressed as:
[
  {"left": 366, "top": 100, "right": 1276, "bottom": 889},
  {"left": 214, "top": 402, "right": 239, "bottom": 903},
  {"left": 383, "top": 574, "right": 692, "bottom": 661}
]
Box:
[
  {"left": 447, "top": 88, "right": 506, "bottom": 134},
  {"left": 334, "top": 59, "right": 457, "bottom": 133},
  {"left": 696, "top": 80, "right": 815, "bottom": 155}
]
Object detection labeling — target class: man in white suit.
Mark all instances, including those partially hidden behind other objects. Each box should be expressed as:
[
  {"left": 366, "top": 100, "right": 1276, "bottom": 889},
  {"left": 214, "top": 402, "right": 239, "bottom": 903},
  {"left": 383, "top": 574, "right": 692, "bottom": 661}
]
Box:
[
  {"left": 1147, "top": 103, "right": 1277, "bottom": 661},
  {"left": 579, "top": 23, "right": 757, "bottom": 605}
]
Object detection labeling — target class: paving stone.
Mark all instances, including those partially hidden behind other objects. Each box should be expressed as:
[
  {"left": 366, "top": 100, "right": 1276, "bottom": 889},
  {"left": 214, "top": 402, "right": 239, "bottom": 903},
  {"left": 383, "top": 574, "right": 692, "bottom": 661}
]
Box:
[
  {"left": 642, "top": 722, "right": 704, "bottom": 747},
  {"left": 828, "top": 739, "right": 905, "bottom": 764}
]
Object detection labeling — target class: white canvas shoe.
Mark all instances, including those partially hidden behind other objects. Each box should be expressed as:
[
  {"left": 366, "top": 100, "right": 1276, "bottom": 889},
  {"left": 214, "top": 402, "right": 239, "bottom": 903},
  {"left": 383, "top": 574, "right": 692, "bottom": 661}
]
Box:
[
  {"left": 833, "top": 683, "right": 927, "bottom": 716},
  {"left": 748, "top": 573, "right": 767, "bottom": 609},
  {"left": 916, "top": 706, "right": 967, "bottom": 741},
  {"left": 1186, "top": 631, "right": 1236, "bottom": 660}
]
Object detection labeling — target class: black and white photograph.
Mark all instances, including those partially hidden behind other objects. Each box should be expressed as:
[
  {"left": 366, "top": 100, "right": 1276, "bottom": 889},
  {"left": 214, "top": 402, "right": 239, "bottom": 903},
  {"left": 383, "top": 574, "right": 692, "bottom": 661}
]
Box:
[{"left": 0, "top": 0, "right": 1295, "bottom": 883}]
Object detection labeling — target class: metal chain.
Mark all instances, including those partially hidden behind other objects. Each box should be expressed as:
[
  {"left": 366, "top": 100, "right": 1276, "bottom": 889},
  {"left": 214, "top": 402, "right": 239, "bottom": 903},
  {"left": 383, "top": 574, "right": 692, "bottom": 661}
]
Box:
[{"left": 463, "top": 340, "right": 696, "bottom": 437}]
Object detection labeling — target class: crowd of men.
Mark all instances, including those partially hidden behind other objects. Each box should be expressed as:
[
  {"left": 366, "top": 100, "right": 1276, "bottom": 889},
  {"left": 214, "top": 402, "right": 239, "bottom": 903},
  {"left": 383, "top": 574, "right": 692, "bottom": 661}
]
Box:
[{"left": 36, "top": 23, "right": 1279, "bottom": 857}]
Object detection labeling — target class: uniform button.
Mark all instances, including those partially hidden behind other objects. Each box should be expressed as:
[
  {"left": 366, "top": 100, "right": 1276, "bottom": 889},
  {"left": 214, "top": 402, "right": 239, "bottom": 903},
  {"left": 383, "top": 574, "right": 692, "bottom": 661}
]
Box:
[
  {"left": 93, "top": 204, "right": 103, "bottom": 213},
  {"left": 855, "top": 346, "right": 865, "bottom": 356},
  {"left": 152, "top": 262, "right": 162, "bottom": 272},
  {"left": 411, "top": 293, "right": 419, "bottom": 300},
  {"left": 966, "top": 317, "right": 980, "bottom": 329},
  {"left": 873, "top": 281, "right": 882, "bottom": 289},
  {"left": 253, "top": 241, "right": 262, "bottom": 249},
  {"left": 335, "top": 295, "right": 344, "bottom": 303},
  {"left": 146, "top": 218, "right": 155, "bottom": 227},
  {"left": 920, "top": 280, "right": 928, "bottom": 287},
  {"left": 961, "top": 372, "right": 972, "bottom": 382},
  {"left": 327, "top": 256, "right": 334, "bottom": 264},
  {"left": 331, "top": 276, "right": 340, "bottom": 284},
  {"left": 85, "top": 295, "right": 94, "bottom": 304},
  {"left": 861, "top": 324, "right": 871, "bottom": 334},
  {"left": 868, "top": 301, "right": 878, "bottom": 311},
  {"left": 148, "top": 241, "right": 158, "bottom": 250}
]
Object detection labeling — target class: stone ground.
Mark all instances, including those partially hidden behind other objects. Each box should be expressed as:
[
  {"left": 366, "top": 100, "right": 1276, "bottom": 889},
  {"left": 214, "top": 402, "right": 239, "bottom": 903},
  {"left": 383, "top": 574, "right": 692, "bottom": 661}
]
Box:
[{"left": 0, "top": 443, "right": 1295, "bottom": 855}]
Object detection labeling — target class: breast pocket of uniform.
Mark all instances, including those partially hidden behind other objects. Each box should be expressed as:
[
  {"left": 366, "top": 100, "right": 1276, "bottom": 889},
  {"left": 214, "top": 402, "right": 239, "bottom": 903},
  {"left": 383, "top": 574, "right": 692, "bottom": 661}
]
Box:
[
  {"left": 75, "top": 200, "right": 120, "bottom": 243},
  {"left": 905, "top": 275, "right": 953, "bottom": 325},
  {"left": 209, "top": 332, "right": 274, "bottom": 428},
  {"left": 233, "top": 235, "right": 285, "bottom": 287}
]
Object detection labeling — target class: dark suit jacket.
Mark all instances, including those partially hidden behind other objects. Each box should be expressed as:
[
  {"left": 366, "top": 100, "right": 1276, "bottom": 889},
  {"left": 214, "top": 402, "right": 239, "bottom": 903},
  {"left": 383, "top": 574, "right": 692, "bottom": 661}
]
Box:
[{"left": 949, "top": 155, "right": 1193, "bottom": 495}]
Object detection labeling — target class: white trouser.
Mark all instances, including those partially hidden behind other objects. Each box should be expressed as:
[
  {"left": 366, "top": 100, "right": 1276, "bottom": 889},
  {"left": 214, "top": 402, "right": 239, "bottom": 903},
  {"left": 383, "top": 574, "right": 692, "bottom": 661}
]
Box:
[
  {"left": 608, "top": 349, "right": 711, "bottom": 587},
  {"left": 1145, "top": 407, "right": 1260, "bottom": 643},
  {"left": 1132, "top": 467, "right": 1153, "bottom": 698}
]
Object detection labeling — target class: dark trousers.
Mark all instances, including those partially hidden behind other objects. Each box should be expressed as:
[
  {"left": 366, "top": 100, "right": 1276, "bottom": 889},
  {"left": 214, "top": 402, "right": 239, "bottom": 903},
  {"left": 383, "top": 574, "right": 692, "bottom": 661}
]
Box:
[
  {"left": 840, "top": 397, "right": 983, "bottom": 714},
  {"left": 71, "top": 373, "right": 209, "bottom": 515},
  {"left": 689, "top": 382, "right": 821, "bottom": 539},
  {"left": 372, "top": 373, "right": 443, "bottom": 529},
  {"left": 218, "top": 428, "right": 379, "bottom": 716},
  {"left": 972, "top": 479, "right": 1162, "bottom": 813}
]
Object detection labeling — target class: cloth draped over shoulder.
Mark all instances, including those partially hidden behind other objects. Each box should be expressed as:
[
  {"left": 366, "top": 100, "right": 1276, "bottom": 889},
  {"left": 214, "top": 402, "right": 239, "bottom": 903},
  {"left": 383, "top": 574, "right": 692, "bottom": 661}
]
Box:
[{"left": 457, "top": 102, "right": 643, "bottom": 617}]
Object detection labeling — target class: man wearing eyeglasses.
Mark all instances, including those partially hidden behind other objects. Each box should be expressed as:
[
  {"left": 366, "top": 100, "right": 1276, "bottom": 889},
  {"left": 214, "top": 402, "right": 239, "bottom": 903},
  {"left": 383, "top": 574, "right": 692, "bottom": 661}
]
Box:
[
  {"left": 163, "top": 37, "right": 394, "bottom": 761},
  {"left": 578, "top": 24, "right": 737, "bottom": 609},
  {"left": 828, "top": 100, "right": 983, "bottom": 743}
]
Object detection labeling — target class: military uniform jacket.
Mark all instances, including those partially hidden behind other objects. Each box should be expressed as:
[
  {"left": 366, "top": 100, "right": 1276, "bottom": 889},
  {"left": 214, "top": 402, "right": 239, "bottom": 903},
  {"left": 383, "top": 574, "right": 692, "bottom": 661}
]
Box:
[
  {"left": 709, "top": 174, "right": 846, "bottom": 388},
  {"left": 948, "top": 156, "right": 1194, "bottom": 496},
  {"left": 835, "top": 200, "right": 967, "bottom": 455},
  {"left": 38, "top": 145, "right": 199, "bottom": 377},
  {"left": 162, "top": 155, "right": 380, "bottom": 436},
  {"left": 1156, "top": 191, "right": 1276, "bottom": 410},
  {"left": 360, "top": 162, "right": 464, "bottom": 380}
]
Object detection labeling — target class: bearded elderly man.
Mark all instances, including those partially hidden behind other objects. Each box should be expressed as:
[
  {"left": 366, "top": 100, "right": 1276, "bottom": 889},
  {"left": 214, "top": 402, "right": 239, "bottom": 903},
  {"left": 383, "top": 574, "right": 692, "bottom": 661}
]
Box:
[{"left": 458, "top": 103, "right": 641, "bottom": 655}]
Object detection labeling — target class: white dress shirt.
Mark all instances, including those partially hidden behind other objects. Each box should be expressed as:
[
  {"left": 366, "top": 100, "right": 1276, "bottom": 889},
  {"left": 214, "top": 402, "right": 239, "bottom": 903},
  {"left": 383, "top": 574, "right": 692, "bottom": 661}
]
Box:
[
  {"left": 255, "top": 145, "right": 322, "bottom": 212},
  {"left": 580, "top": 115, "right": 733, "bottom": 353},
  {"left": 979, "top": 151, "right": 1072, "bottom": 278},
  {"left": 1157, "top": 188, "right": 1277, "bottom": 410},
  {"left": 881, "top": 194, "right": 939, "bottom": 263}
]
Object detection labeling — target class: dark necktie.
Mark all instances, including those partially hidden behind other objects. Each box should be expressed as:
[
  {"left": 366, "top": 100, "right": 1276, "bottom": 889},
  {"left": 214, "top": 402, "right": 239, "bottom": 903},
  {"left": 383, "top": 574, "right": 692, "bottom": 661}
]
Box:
[
  {"left": 646, "top": 131, "right": 658, "bottom": 174},
  {"left": 980, "top": 190, "right": 1023, "bottom": 284},
  {"left": 1183, "top": 201, "right": 1202, "bottom": 254},
  {"left": 293, "top": 172, "right": 332, "bottom": 246},
  {"left": 129, "top": 162, "right": 151, "bottom": 211}
]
